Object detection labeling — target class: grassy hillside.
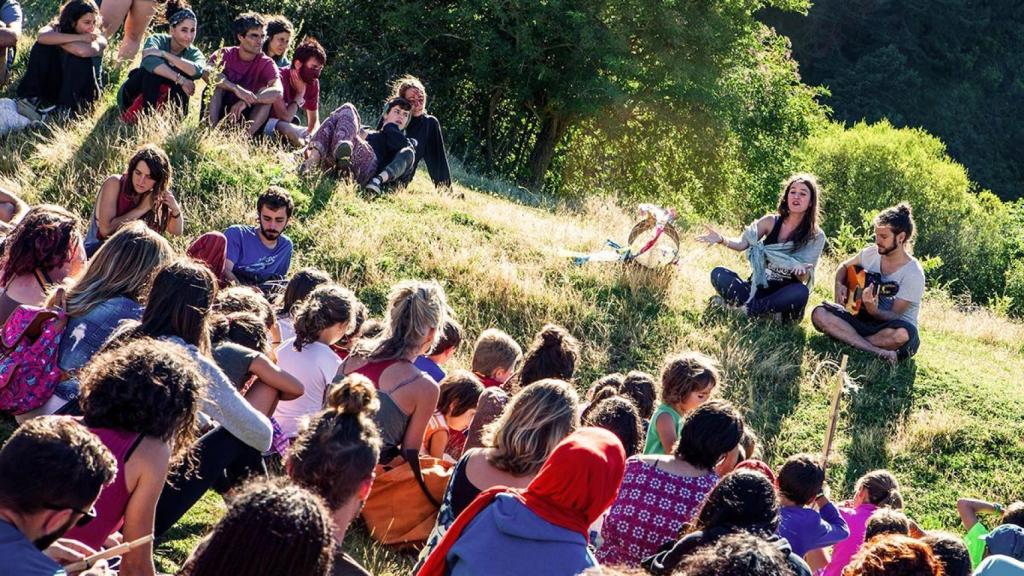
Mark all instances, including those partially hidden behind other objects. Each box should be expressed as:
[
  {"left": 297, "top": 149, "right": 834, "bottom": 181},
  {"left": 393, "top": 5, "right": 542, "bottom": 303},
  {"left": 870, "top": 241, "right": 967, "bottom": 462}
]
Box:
[{"left": 2, "top": 28, "right": 1023, "bottom": 576}]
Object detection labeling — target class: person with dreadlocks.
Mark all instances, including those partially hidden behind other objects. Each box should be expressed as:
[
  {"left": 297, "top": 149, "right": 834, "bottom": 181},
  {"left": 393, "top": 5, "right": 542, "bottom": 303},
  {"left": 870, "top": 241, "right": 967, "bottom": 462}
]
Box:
[{"left": 84, "top": 144, "right": 183, "bottom": 257}]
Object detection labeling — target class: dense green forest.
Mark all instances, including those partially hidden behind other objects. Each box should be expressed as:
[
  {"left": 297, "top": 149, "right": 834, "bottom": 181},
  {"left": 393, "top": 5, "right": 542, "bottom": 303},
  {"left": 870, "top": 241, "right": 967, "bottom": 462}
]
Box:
[{"left": 763, "top": 0, "right": 1024, "bottom": 202}]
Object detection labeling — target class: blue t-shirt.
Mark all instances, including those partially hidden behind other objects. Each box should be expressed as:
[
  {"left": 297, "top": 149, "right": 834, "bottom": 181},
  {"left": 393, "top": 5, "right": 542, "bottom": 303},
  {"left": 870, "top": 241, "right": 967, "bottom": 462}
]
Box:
[
  {"left": 777, "top": 503, "right": 850, "bottom": 557},
  {"left": 224, "top": 225, "right": 293, "bottom": 282},
  {"left": 0, "top": 520, "right": 66, "bottom": 576},
  {"left": 0, "top": 1, "right": 22, "bottom": 27},
  {"left": 414, "top": 356, "right": 445, "bottom": 383}
]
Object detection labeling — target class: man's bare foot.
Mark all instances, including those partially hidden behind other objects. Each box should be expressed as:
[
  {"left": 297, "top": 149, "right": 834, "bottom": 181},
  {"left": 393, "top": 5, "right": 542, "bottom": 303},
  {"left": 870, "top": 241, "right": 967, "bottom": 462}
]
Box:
[{"left": 877, "top": 349, "right": 898, "bottom": 365}]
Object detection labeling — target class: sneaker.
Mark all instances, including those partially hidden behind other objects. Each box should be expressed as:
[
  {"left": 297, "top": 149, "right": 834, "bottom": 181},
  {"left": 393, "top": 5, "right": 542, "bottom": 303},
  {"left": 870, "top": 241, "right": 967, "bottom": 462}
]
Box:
[
  {"left": 364, "top": 176, "right": 383, "bottom": 195},
  {"left": 332, "top": 141, "right": 352, "bottom": 170}
]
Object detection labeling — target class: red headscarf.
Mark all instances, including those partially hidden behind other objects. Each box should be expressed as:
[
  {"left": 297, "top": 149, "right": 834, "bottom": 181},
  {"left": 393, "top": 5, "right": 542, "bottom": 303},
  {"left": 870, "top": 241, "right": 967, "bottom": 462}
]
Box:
[
  {"left": 417, "top": 427, "right": 626, "bottom": 576},
  {"left": 187, "top": 231, "right": 228, "bottom": 287}
]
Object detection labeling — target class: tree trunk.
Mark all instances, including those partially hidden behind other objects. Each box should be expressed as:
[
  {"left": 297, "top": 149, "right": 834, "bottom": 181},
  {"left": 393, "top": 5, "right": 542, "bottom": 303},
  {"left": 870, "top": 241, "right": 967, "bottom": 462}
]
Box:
[{"left": 524, "top": 112, "right": 571, "bottom": 192}]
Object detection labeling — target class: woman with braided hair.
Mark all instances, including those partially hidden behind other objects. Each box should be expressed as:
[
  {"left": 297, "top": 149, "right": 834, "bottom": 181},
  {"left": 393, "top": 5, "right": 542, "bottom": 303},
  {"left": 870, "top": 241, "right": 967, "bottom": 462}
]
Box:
[
  {"left": 0, "top": 205, "right": 85, "bottom": 325},
  {"left": 84, "top": 144, "right": 184, "bottom": 256}
]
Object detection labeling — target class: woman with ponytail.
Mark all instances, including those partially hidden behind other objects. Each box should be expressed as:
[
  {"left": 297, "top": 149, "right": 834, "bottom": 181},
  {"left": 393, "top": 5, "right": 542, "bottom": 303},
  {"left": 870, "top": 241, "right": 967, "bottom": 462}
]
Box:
[
  {"left": 823, "top": 470, "right": 904, "bottom": 576},
  {"left": 84, "top": 144, "right": 183, "bottom": 256},
  {"left": 287, "top": 374, "right": 381, "bottom": 576},
  {"left": 418, "top": 427, "right": 626, "bottom": 576},
  {"left": 464, "top": 323, "right": 580, "bottom": 451},
  {"left": 118, "top": 0, "right": 206, "bottom": 121},
  {"left": 274, "top": 284, "right": 357, "bottom": 440}
]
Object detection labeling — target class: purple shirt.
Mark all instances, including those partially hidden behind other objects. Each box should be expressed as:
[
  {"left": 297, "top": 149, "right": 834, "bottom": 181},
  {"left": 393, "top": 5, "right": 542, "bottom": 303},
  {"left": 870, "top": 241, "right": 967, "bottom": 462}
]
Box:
[
  {"left": 224, "top": 224, "right": 292, "bottom": 281},
  {"left": 777, "top": 502, "right": 851, "bottom": 557},
  {"left": 210, "top": 47, "right": 278, "bottom": 93},
  {"left": 414, "top": 356, "right": 445, "bottom": 383},
  {"left": 823, "top": 502, "right": 878, "bottom": 576}
]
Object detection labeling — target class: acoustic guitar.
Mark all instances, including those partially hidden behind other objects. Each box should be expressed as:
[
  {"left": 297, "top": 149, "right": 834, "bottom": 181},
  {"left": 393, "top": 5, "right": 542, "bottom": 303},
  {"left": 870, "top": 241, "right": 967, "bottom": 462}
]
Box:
[{"left": 844, "top": 265, "right": 899, "bottom": 314}]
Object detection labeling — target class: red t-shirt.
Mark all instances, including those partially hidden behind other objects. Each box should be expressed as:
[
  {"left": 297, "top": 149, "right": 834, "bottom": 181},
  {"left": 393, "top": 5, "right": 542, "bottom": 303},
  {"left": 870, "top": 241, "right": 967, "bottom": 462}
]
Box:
[
  {"left": 210, "top": 47, "right": 278, "bottom": 93},
  {"left": 278, "top": 66, "right": 320, "bottom": 112}
]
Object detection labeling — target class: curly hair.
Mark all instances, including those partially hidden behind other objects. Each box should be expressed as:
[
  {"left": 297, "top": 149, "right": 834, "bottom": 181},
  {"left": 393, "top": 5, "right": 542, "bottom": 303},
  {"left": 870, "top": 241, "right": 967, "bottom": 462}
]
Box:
[
  {"left": 209, "top": 311, "right": 269, "bottom": 354},
  {"left": 287, "top": 374, "right": 381, "bottom": 509},
  {"left": 515, "top": 324, "right": 580, "bottom": 388},
  {"left": 581, "top": 396, "right": 643, "bottom": 457},
  {"left": 0, "top": 416, "right": 116, "bottom": 515},
  {"left": 673, "top": 399, "right": 744, "bottom": 470},
  {"left": 0, "top": 205, "right": 81, "bottom": 285},
  {"left": 277, "top": 267, "right": 332, "bottom": 317},
  {"left": 293, "top": 284, "right": 357, "bottom": 352},
  {"left": 676, "top": 532, "right": 797, "bottom": 576},
  {"left": 292, "top": 36, "right": 326, "bottom": 67},
  {"left": 660, "top": 351, "right": 719, "bottom": 406},
  {"left": 483, "top": 379, "right": 579, "bottom": 476},
  {"left": 842, "top": 535, "right": 943, "bottom": 576},
  {"left": 261, "top": 14, "right": 292, "bottom": 55},
  {"left": 214, "top": 285, "right": 275, "bottom": 329},
  {"left": 690, "top": 469, "right": 781, "bottom": 535},
  {"left": 79, "top": 338, "right": 204, "bottom": 463},
  {"left": 256, "top": 186, "right": 294, "bottom": 218},
  {"left": 232, "top": 11, "right": 266, "bottom": 40},
  {"left": 178, "top": 478, "right": 333, "bottom": 576},
  {"left": 620, "top": 370, "right": 657, "bottom": 420}
]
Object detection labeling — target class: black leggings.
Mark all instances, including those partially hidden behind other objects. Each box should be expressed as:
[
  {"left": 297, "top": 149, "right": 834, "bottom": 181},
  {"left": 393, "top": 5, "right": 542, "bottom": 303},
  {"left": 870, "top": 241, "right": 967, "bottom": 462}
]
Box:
[
  {"left": 16, "top": 42, "right": 100, "bottom": 111},
  {"left": 119, "top": 67, "right": 189, "bottom": 114},
  {"left": 710, "top": 266, "right": 810, "bottom": 322},
  {"left": 154, "top": 426, "right": 266, "bottom": 536},
  {"left": 380, "top": 147, "right": 417, "bottom": 182}
]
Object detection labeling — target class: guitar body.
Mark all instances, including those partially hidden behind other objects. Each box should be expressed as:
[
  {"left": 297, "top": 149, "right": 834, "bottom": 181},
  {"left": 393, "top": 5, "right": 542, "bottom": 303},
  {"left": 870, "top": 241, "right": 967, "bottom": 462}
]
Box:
[{"left": 844, "top": 265, "right": 899, "bottom": 314}]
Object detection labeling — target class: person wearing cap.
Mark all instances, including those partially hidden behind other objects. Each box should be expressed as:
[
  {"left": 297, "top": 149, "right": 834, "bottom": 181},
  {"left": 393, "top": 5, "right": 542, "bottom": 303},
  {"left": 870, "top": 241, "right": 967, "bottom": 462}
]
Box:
[{"left": 976, "top": 524, "right": 1024, "bottom": 574}]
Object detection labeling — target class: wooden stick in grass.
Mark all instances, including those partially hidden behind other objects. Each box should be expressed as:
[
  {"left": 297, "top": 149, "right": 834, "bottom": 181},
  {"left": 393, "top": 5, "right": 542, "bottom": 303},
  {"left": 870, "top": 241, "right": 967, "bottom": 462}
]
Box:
[
  {"left": 821, "top": 354, "right": 848, "bottom": 477},
  {"left": 65, "top": 535, "right": 154, "bottom": 572}
]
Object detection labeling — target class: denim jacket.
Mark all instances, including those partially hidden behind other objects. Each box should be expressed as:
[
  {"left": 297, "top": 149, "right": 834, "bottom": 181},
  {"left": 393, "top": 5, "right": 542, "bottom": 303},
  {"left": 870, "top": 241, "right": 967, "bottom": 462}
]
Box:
[{"left": 55, "top": 296, "right": 143, "bottom": 400}]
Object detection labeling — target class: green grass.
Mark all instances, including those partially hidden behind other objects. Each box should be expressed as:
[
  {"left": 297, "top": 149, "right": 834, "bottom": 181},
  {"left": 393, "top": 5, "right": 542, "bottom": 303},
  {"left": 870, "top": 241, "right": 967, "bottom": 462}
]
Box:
[{"left": 2, "top": 23, "right": 1024, "bottom": 576}]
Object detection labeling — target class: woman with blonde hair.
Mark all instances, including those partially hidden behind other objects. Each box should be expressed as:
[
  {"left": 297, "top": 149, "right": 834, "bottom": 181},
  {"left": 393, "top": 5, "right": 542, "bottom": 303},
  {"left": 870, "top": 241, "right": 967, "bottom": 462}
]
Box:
[
  {"left": 339, "top": 279, "right": 447, "bottom": 491},
  {"left": 415, "top": 379, "right": 579, "bottom": 571},
  {"left": 386, "top": 75, "right": 451, "bottom": 189},
  {"left": 16, "top": 222, "right": 174, "bottom": 419}
]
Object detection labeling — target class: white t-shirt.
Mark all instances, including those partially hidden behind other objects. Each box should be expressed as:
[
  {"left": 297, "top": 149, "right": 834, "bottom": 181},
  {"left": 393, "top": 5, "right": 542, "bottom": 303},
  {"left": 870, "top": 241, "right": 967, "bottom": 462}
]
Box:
[
  {"left": 273, "top": 338, "right": 343, "bottom": 439},
  {"left": 858, "top": 245, "right": 926, "bottom": 326},
  {"left": 277, "top": 314, "right": 295, "bottom": 343}
]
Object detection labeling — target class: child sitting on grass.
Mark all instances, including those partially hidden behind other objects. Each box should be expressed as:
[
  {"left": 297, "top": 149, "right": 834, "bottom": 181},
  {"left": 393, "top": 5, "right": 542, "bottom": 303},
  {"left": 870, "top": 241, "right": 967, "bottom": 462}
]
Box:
[
  {"left": 415, "top": 318, "right": 463, "bottom": 383},
  {"left": 643, "top": 351, "right": 719, "bottom": 455},
  {"left": 470, "top": 328, "right": 522, "bottom": 388},
  {"left": 620, "top": 370, "right": 657, "bottom": 423},
  {"left": 824, "top": 469, "right": 903, "bottom": 576},
  {"left": 775, "top": 453, "right": 850, "bottom": 560},
  {"left": 957, "top": 497, "right": 1024, "bottom": 569},
  {"left": 423, "top": 370, "right": 484, "bottom": 462}
]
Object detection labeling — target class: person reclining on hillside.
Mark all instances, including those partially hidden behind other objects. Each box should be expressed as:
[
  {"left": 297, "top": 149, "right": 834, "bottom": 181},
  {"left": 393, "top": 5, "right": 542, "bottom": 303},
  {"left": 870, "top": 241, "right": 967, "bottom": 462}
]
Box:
[
  {"left": 383, "top": 75, "right": 452, "bottom": 190},
  {"left": 698, "top": 173, "right": 827, "bottom": 323},
  {"left": 16, "top": 0, "right": 105, "bottom": 115},
  {"left": 205, "top": 12, "right": 282, "bottom": 137},
  {"left": 811, "top": 203, "right": 925, "bottom": 363},
  {"left": 222, "top": 186, "right": 294, "bottom": 291},
  {"left": 300, "top": 97, "right": 417, "bottom": 195},
  {"left": 265, "top": 36, "right": 325, "bottom": 147}
]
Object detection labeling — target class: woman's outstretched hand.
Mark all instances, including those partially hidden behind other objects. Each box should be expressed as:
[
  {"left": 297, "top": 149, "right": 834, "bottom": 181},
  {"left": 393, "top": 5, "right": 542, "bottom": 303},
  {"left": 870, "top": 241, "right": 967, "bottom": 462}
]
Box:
[{"left": 697, "top": 225, "right": 724, "bottom": 246}]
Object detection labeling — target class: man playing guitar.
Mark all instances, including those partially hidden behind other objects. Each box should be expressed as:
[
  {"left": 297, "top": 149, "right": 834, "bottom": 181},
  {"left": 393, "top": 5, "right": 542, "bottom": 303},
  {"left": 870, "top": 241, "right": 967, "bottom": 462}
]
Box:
[{"left": 812, "top": 203, "right": 925, "bottom": 363}]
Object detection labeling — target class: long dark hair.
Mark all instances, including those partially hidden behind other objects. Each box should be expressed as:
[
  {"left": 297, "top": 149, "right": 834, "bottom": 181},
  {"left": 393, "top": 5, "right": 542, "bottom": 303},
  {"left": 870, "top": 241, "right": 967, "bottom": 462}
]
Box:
[
  {"left": 55, "top": 0, "right": 99, "bottom": 34},
  {"left": 123, "top": 144, "right": 174, "bottom": 233},
  {"left": 0, "top": 205, "right": 80, "bottom": 285},
  {"left": 140, "top": 259, "right": 218, "bottom": 354},
  {"left": 775, "top": 173, "right": 821, "bottom": 250},
  {"left": 690, "top": 469, "right": 781, "bottom": 535}
]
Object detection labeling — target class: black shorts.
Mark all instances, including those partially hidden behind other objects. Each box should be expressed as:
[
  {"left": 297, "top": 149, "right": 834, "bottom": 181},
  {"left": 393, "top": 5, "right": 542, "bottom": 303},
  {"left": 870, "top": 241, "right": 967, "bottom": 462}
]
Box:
[{"left": 816, "top": 302, "right": 921, "bottom": 360}]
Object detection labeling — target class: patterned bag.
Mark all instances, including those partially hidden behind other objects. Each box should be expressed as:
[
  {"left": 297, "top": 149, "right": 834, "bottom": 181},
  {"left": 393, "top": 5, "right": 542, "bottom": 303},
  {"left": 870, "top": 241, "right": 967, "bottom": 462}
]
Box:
[{"left": 0, "top": 301, "right": 68, "bottom": 415}]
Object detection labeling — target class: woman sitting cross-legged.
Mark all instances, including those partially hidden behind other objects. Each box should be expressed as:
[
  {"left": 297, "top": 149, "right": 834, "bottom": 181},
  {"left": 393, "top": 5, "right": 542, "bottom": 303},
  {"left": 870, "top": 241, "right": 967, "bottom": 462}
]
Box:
[
  {"left": 118, "top": 0, "right": 206, "bottom": 122},
  {"left": 698, "top": 173, "right": 826, "bottom": 323},
  {"left": 84, "top": 144, "right": 184, "bottom": 257},
  {"left": 418, "top": 427, "right": 627, "bottom": 576},
  {"left": 596, "top": 399, "right": 745, "bottom": 567},
  {"left": 16, "top": 0, "right": 105, "bottom": 114},
  {"left": 300, "top": 98, "right": 416, "bottom": 195}
]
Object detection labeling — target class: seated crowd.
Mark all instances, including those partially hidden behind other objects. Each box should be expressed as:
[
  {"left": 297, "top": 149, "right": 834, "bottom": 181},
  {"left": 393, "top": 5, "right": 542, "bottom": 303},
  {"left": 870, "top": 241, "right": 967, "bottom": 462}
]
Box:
[{"left": 0, "top": 3, "right": 1007, "bottom": 576}]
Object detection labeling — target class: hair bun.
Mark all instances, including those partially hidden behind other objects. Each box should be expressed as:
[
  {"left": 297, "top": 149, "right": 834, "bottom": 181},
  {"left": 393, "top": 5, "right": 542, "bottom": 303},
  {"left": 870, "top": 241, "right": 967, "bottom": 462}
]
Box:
[
  {"left": 326, "top": 374, "right": 379, "bottom": 416},
  {"left": 540, "top": 325, "right": 566, "bottom": 347},
  {"left": 897, "top": 203, "right": 912, "bottom": 216}
]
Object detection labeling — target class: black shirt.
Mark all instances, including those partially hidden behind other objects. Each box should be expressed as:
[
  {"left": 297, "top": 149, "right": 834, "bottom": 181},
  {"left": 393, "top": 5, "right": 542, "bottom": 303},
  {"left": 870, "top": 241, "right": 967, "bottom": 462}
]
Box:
[{"left": 366, "top": 123, "right": 413, "bottom": 173}]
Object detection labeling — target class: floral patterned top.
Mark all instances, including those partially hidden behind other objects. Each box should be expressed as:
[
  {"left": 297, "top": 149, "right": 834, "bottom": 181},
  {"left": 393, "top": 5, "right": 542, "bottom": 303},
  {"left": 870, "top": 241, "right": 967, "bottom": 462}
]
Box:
[{"left": 596, "top": 457, "right": 718, "bottom": 567}]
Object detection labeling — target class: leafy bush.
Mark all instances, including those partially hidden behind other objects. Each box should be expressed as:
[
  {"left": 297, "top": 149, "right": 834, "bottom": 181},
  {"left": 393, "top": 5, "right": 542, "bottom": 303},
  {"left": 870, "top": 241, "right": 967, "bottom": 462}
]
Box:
[{"left": 800, "top": 120, "right": 1018, "bottom": 304}]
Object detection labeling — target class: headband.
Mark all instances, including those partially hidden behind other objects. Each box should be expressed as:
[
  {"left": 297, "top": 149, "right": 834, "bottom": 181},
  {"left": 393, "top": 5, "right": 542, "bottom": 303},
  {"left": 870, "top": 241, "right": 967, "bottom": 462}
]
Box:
[{"left": 169, "top": 8, "right": 197, "bottom": 27}]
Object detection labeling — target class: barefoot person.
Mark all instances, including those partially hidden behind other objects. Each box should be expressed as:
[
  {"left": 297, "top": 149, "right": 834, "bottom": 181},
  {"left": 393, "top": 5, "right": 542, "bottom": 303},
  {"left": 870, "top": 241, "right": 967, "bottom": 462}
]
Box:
[
  {"left": 699, "top": 173, "right": 826, "bottom": 322},
  {"left": 811, "top": 203, "right": 925, "bottom": 363}
]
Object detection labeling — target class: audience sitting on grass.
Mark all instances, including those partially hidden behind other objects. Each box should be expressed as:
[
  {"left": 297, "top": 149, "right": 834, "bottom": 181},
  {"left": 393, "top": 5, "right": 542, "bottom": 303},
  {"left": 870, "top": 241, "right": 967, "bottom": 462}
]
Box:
[
  {"left": 177, "top": 478, "right": 334, "bottom": 576},
  {"left": 581, "top": 395, "right": 644, "bottom": 458},
  {"left": 644, "top": 351, "right": 720, "bottom": 455},
  {"left": 468, "top": 327, "right": 522, "bottom": 389},
  {"left": 84, "top": 144, "right": 183, "bottom": 256},
  {"left": 418, "top": 427, "right": 627, "bottom": 576},
  {"left": 266, "top": 36, "right": 325, "bottom": 146},
  {"left": 118, "top": 0, "right": 206, "bottom": 122},
  {"left": 300, "top": 98, "right": 417, "bottom": 195},
  {"left": 274, "top": 267, "right": 332, "bottom": 344},
  {"left": 223, "top": 186, "right": 295, "bottom": 290},
  {"left": 823, "top": 469, "right": 904, "bottom": 576},
  {"left": 841, "top": 534, "right": 943, "bottom": 576},
  {"left": 0, "top": 0, "right": 22, "bottom": 87},
  {"left": 619, "top": 370, "right": 657, "bottom": 424},
  {"left": 385, "top": 76, "right": 453, "bottom": 190},
  {"left": 261, "top": 14, "right": 293, "bottom": 68},
  {"left": 422, "top": 369, "right": 484, "bottom": 462},
  {"left": 415, "top": 317, "right": 463, "bottom": 383},
  {"left": 67, "top": 338, "right": 203, "bottom": 576},
  {"left": 0, "top": 205, "right": 84, "bottom": 325},
  {"left": 775, "top": 453, "right": 850, "bottom": 562},
  {"left": 286, "top": 374, "right": 381, "bottom": 576},
  {"left": 16, "top": 0, "right": 105, "bottom": 115},
  {"left": 0, "top": 417, "right": 117, "bottom": 576},
  {"left": 205, "top": 12, "right": 282, "bottom": 137},
  {"left": 464, "top": 323, "right": 578, "bottom": 451}
]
